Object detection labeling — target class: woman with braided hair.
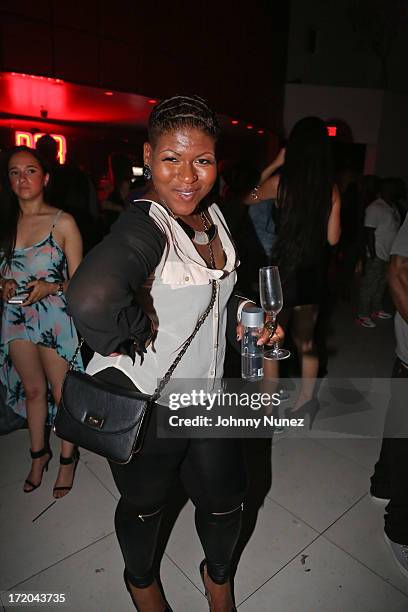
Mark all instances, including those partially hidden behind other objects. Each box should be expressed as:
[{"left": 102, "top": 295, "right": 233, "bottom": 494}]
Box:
[{"left": 68, "top": 95, "right": 283, "bottom": 612}]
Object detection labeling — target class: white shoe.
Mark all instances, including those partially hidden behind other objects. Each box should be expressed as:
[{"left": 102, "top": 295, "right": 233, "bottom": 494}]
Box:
[
  {"left": 372, "top": 310, "right": 393, "bottom": 320},
  {"left": 356, "top": 316, "right": 376, "bottom": 328},
  {"left": 369, "top": 492, "right": 390, "bottom": 505},
  {"left": 384, "top": 533, "right": 408, "bottom": 579}
]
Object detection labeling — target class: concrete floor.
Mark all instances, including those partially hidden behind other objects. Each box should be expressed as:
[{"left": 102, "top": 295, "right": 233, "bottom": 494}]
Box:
[{"left": 1, "top": 299, "right": 407, "bottom": 611}]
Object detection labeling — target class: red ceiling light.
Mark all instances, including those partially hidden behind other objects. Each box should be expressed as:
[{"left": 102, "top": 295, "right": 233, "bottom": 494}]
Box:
[
  {"left": 246, "top": 124, "right": 254, "bottom": 130},
  {"left": 148, "top": 99, "right": 157, "bottom": 104},
  {"left": 231, "top": 119, "right": 239, "bottom": 125},
  {"left": 104, "top": 91, "right": 114, "bottom": 96},
  {"left": 11, "top": 73, "right": 63, "bottom": 85},
  {"left": 9, "top": 72, "right": 66, "bottom": 116},
  {"left": 257, "top": 129, "right": 264, "bottom": 135}
]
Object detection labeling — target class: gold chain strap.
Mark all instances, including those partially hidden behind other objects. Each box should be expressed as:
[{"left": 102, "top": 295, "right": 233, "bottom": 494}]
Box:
[
  {"left": 69, "top": 337, "right": 85, "bottom": 370},
  {"left": 69, "top": 280, "right": 218, "bottom": 403},
  {"left": 151, "top": 279, "right": 217, "bottom": 401}
]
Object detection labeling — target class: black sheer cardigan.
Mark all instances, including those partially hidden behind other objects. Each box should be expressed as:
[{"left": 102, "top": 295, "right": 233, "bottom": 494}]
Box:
[{"left": 67, "top": 200, "right": 246, "bottom": 363}]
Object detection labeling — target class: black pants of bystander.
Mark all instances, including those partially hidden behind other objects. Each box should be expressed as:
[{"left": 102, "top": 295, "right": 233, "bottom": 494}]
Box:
[{"left": 371, "top": 358, "right": 408, "bottom": 544}]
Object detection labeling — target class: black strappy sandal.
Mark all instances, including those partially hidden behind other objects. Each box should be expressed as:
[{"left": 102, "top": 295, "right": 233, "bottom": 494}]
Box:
[
  {"left": 24, "top": 447, "right": 53, "bottom": 493},
  {"left": 53, "top": 449, "right": 80, "bottom": 498}
]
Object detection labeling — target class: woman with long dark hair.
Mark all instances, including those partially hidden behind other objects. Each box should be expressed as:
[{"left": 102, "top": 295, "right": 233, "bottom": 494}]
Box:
[
  {"left": 0, "top": 146, "right": 83, "bottom": 496},
  {"left": 247, "top": 117, "right": 341, "bottom": 423}
]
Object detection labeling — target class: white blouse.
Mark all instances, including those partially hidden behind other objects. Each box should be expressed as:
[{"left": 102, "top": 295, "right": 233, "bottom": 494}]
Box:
[{"left": 86, "top": 200, "right": 239, "bottom": 405}]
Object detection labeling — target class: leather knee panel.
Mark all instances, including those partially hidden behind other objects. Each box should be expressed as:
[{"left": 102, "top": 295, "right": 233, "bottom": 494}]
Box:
[{"left": 196, "top": 504, "right": 243, "bottom": 585}]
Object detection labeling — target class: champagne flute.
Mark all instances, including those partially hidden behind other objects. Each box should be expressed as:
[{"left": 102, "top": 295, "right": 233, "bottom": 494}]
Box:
[{"left": 259, "top": 266, "right": 290, "bottom": 360}]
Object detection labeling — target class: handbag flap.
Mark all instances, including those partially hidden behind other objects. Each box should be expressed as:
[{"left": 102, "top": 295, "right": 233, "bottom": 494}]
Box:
[{"left": 61, "top": 370, "right": 151, "bottom": 435}]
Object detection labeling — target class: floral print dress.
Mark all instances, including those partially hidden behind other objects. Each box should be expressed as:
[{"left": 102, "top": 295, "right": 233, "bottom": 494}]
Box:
[{"left": 0, "top": 211, "right": 83, "bottom": 424}]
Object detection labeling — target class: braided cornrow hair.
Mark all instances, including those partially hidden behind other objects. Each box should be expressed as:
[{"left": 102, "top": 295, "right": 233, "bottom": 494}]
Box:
[{"left": 148, "top": 95, "right": 220, "bottom": 144}]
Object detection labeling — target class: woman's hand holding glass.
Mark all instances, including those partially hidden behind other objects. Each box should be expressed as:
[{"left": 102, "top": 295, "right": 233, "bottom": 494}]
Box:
[
  {"left": 236, "top": 307, "right": 284, "bottom": 347},
  {"left": 259, "top": 266, "right": 291, "bottom": 360}
]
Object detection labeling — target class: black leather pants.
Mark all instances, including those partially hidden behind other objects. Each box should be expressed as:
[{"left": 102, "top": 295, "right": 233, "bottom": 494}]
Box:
[{"left": 95, "top": 368, "right": 248, "bottom": 588}]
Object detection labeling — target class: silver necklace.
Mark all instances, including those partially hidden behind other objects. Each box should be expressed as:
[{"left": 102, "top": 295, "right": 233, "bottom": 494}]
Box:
[
  {"left": 200, "top": 211, "right": 216, "bottom": 269},
  {"left": 160, "top": 199, "right": 217, "bottom": 269}
]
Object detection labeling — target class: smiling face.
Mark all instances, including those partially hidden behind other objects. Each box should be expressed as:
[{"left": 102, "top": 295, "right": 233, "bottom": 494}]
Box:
[
  {"left": 8, "top": 151, "right": 49, "bottom": 202},
  {"left": 144, "top": 127, "right": 217, "bottom": 217}
]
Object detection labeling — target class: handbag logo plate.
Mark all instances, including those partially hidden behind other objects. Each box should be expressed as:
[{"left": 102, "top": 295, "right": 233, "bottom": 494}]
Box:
[{"left": 86, "top": 414, "right": 105, "bottom": 429}]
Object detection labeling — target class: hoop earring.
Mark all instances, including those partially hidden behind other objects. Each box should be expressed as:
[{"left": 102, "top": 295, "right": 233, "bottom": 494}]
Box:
[{"left": 143, "top": 165, "right": 152, "bottom": 181}]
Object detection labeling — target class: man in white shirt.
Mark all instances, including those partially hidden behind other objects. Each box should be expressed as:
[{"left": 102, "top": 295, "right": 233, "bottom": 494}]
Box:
[
  {"left": 357, "top": 179, "right": 400, "bottom": 328},
  {"left": 369, "top": 214, "right": 408, "bottom": 577}
]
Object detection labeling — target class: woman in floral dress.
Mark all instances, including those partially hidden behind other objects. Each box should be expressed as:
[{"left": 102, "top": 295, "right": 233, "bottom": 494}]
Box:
[{"left": 0, "top": 146, "right": 83, "bottom": 497}]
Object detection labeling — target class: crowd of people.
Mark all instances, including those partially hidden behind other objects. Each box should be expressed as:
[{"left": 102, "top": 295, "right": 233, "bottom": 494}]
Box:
[{"left": 0, "top": 96, "right": 407, "bottom": 610}]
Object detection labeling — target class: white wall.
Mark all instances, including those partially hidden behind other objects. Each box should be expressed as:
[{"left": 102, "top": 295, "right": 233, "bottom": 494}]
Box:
[
  {"left": 284, "top": 1, "right": 408, "bottom": 184},
  {"left": 283, "top": 84, "right": 408, "bottom": 185},
  {"left": 284, "top": 84, "right": 384, "bottom": 144}
]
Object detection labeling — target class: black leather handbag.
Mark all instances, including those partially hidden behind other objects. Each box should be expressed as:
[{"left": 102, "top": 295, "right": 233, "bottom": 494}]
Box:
[{"left": 54, "top": 281, "right": 217, "bottom": 464}]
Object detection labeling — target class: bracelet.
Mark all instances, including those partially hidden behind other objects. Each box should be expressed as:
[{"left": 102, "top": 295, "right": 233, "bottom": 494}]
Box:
[
  {"left": 54, "top": 282, "right": 64, "bottom": 297},
  {"left": 237, "top": 299, "right": 256, "bottom": 322},
  {"left": 250, "top": 185, "right": 261, "bottom": 201}
]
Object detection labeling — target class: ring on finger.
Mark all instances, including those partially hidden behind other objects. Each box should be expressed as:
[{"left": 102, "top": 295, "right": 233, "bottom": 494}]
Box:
[{"left": 264, "top": 321, "right": 276, "bottom": 335}]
